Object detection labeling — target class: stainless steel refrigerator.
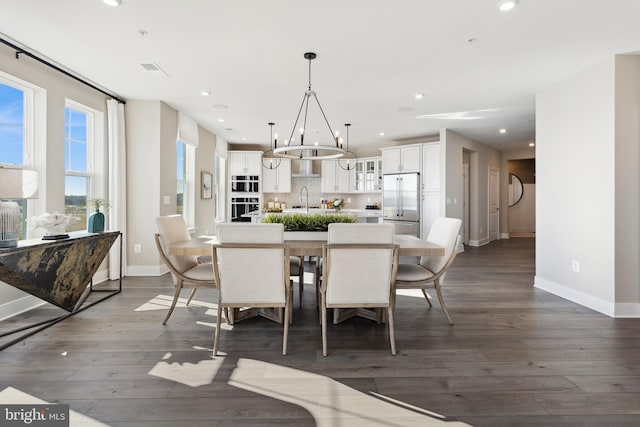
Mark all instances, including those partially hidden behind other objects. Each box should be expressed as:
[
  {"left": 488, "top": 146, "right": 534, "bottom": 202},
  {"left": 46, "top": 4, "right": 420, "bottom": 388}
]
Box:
[{"left": 383, "top": 173, "right": 420, "bottom": 237}]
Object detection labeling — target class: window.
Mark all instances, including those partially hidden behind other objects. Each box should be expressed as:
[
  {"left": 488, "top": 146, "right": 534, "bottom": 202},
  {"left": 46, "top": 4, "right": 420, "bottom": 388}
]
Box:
[
  {"left": 64, "top": 101, "right": 95, "bottom": 232},
  {"left": 214, "top": 153, "right": 226, "bottom": 221},
  {"left": 177, "top": 140, "right": 186, "bottom": 216},
  {"left": 0, "top": 74, "right": 35, "bottom": 239},
  {"left": 0, "top": 82, "right": 26, "bottom": 166}
]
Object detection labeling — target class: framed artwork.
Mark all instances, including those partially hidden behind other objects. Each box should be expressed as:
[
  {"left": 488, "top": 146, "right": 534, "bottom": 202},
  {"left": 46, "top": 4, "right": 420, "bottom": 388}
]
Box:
[{"left": 201, "top": 171, "right": 213, "bottom": 199}]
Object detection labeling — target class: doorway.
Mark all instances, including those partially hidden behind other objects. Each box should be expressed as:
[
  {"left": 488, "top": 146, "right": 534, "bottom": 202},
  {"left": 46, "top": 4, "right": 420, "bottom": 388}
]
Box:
[{"left": 488, "top": 167, "right": 499, "bottom": 242}]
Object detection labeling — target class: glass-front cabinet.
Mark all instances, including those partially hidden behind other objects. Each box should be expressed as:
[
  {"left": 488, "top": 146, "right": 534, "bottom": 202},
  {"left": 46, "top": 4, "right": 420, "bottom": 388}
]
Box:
[{"left": 352, "top": 156, "right": 382, "bottom": 193}]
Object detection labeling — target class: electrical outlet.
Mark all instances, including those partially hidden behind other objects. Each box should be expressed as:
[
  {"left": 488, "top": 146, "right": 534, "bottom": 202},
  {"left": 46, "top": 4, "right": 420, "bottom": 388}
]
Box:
[
  {"left": 134, "top": 244, "right": 142, "bottom": 253},
  {"left": 572, "top": 260, "right": 580, "bottom": 272}
]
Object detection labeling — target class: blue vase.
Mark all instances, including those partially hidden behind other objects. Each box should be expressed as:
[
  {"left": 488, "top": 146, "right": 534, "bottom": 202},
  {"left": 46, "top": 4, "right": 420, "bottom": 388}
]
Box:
[{"left": 88, "top": 208, "right": 105, "bottom": 233}]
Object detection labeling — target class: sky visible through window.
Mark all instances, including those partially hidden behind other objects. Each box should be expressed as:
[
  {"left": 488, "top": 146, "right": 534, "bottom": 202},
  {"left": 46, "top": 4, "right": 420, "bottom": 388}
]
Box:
[
  {"left": 65, "top": 107, "right": 89, "bottom": 196},
  {"left": 0, "top": 83, "right": 25, "bottom": 166}
]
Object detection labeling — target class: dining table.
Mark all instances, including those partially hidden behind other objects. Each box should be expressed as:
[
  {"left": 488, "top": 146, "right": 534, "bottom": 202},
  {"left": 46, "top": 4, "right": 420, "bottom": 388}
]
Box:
[
  {"left": 168, "top": 232, "right": 445, "bottom": 324},
  {"left": 168, "top": 233, "right": 445, "bottom": 258}
]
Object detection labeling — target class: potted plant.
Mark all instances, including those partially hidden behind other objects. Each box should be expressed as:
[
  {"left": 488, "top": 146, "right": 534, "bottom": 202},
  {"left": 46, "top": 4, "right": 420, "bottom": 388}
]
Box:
[
  {"left": 261, "top": 212, "right": 356, "bottom": 240},
  {"left": 85, "top": 199, "right": 110, "bottom": 233}
]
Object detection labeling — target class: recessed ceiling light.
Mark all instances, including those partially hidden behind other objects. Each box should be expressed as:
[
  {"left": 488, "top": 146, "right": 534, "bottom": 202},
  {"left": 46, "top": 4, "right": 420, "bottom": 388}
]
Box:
[
  {"left": 499, "top": 128, "right": 507, "bottom": 134},
  {"left": 201, "top": 91, "right": 211, "bottom": 96},
  {"left": 218, "top": 118, "right": 225, "bottom": 123},
  {"left": 242, "top": 137, "right": 247, "bottom": 141},
  {"left": 529, "top": 142, "right": 535, "bottom": 147},
  {"left": 414, "top": 93, "right": 424, "bottom": 99},
  {"left": 497, "top": 0, "right": 517, "bottom": 12},
  {"left": 379, "top": 132, "right": 385, "bottom": 136},
  {"left": 213, "top": 104, "right": 229, "bottom": 109},
  {"left": 102, "top": 0, "right": 122, "bottom": 6}
]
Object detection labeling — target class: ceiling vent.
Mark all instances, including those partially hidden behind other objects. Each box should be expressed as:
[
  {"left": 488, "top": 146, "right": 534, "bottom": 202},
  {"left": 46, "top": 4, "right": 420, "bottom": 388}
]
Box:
[{"left": 139, "top": 62, "right": 169, "bottom": 77}]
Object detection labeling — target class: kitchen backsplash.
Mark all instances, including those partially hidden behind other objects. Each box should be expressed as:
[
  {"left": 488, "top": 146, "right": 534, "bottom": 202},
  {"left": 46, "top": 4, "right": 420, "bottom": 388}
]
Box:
[{"left": 263, "top": 177, "right": 381, "bottom": 209}]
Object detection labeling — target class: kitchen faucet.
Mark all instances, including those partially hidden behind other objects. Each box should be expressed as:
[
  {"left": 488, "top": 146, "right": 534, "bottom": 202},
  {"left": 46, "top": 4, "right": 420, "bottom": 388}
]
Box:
[{"left": 300, "top": 185, "right": 309, "bottom": 214}]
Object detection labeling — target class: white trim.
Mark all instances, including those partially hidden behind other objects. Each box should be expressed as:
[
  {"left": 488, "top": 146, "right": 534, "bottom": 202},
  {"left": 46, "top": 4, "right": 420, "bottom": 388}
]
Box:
[
  {"left": 127, "top": 264, "right": 169, "bottom": 277},
  {"left": 613, "top": 303, "right": 640, "bottom": 318},
  {"left": 509, "top": 226, "right": 536, "bottom": 233},
  {"left": 500, "top": 232, "right": 510, "bottom": 239},
  {"left": 0, "top": 295, "right": 45, "bottom": 321},
  {"left": 534, "top": 276, "right": 616, "bottom": 317},
  {"left": 468, "top": 238, "right": 490, "bottom": 247}
]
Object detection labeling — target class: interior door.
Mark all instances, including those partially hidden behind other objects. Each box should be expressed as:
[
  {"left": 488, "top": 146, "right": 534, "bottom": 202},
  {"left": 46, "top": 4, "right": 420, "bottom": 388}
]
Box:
[{"left": 488, "top": 167, "right": 499, "bottom": 241}]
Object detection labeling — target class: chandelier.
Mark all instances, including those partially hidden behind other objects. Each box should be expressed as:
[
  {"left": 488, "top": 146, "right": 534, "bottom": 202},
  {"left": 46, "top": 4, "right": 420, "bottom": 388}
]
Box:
[{"left": 272, "top": 52, "right": 346, "bottom": 160}]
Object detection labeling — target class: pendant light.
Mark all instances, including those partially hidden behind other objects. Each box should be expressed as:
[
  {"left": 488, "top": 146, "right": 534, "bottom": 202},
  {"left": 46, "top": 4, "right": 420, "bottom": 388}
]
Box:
[
  {"left": 337, "top": 123, "right": 358, "bottom": 171},
  {"left": 261, "top": 122, "right": 282, "bottom": 169},
  {"left": 273, "top": 52, "right": 346, "bottom": 160}
]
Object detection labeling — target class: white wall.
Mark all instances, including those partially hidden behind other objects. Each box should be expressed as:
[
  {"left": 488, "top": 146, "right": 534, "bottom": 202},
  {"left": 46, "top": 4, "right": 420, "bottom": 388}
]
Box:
[
  {"left": 442, "top": 129, "right": 502, "bottom": 245},
  {"left": 613, "top": 55, "right": 640, "bottom": 308},
  {"left": 508, "top": 183, "right": 535, "bottom": 233},
  {"left": 535, "top": 55, "right": 640, "bottom": 317},
  {"left": 501, "top": 147, "right": 536, "bottom": 235},
  {"left": 126, "top": 100, "right": 217, "bottom": 275}
]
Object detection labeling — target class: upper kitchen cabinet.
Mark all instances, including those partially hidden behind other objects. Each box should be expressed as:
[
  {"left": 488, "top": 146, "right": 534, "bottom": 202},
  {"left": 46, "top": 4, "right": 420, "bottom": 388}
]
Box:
[
  {"left": 229, "top": 151, "right": 263, "bottom": 176},
  {"left": 321, "top": 160, "right": 354, "bottom": 193},
  {"left": 353, "top": 157, "right": 382, "bottom": 193},
  {"left": 381, "top": 144, "right": 421, "bottom": 174},
  {"left": 262, "top": 158, "right": 291, "bottom": 193}
]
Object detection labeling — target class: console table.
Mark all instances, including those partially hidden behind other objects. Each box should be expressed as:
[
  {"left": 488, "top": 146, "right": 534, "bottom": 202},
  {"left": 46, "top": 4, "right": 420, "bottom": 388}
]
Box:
[{"left": 0, "top": 231, "right": 122, "bottom": 349}]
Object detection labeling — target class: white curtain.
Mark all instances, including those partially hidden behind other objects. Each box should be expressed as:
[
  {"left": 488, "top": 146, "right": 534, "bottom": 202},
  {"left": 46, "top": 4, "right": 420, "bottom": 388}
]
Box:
[
  {"left": 178, "top": 112, "right": 199, "bottom": 147},
  {"left": 107, "top": 99, "right": 127, "bottom": 279}
]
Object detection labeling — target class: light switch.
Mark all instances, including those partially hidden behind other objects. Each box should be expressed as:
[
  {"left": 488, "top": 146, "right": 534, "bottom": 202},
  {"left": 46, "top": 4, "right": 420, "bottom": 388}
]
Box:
[{"left": 163, "top": 195, "right": 171, "bottom": 205}]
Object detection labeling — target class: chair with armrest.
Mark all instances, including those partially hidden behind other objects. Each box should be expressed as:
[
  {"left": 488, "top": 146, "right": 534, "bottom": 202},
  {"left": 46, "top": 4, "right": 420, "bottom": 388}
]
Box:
[
  {"left": 155, "top": 215, "right": 216, "bottom": 325},
  {"left": 394, "top": 217, "right": 462, "bottom": 324},
  {"left": 320, "top": 223, "right": 399, "bottom": 356},
  {"left": 212, "top": 223, "right": 292, "bottom": 356}
]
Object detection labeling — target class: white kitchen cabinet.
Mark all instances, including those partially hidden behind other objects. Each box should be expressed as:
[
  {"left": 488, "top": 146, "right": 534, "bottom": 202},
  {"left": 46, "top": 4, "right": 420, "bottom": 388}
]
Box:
[
  {"left": 353, "top": 156, "right": 383, "bottom": 193},
  {"left": 262, "top": 159, "right": 291, "bottom": 193},
  {"left": 421, "top": 142, "right": 443, "bottom": 238},
  {"left": 381, "top": 145, "right": 421, "bottom": 174},
  {"left": 321, "top": 160, "right": 353, "bottom": 193},
  {"left": 229, "top": 151, "right": 263, "bottom": 176}
]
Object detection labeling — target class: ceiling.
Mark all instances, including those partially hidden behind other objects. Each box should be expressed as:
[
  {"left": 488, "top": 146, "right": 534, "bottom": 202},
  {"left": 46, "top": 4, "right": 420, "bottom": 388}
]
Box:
[{"left": 1, "top": 0, "right": 639, "bottom": 152}]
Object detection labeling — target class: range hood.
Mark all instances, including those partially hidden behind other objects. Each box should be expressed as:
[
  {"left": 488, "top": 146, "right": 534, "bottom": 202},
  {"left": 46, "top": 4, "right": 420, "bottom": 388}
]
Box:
[{"left": 291, "top": 151, "right": 320, "bottom": 177}]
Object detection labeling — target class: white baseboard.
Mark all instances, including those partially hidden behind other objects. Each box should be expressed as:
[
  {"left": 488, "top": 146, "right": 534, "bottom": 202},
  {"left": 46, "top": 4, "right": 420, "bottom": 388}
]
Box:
[
  {"left": 127, "top": 264, "right": 169, "bottom": 277},
  {"left": 533, "top": 276, "right": 640, "bottom": 318},
  {"left": 468, "top": 238, "right": 490, "bottom": 247},
  {"left": 500, "top": 233, "right": 510, "bottom": 239},
  {"left": 0, "top": 296, "right": 46, "bottom": 321},
  {"left": 509, "top": 226, "right": 536, "bottom": 232},
  {"left": 613, "top": 303, "right": 640, "bottom": 318}
]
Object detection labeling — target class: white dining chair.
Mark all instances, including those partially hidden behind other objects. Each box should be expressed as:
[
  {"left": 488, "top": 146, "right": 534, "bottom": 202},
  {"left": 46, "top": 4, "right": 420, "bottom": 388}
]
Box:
[
  {"left": 320, "top": 223, "right": 399, "bottom": 356},
  {"left": 212, "top": 223, "right": 292, "bottom": 356},
  {"left": 155, "top": 215, "right": 216, "bottom": 325},
  {"left": 394, "top": 217, "right": 462, "bottom": 324}
]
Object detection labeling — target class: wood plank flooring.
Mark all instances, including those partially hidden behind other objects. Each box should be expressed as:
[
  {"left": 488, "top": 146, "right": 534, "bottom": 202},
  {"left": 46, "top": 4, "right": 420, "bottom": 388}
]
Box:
[{"left": 2, "top": 237, "right": 640, "bottom": 426}]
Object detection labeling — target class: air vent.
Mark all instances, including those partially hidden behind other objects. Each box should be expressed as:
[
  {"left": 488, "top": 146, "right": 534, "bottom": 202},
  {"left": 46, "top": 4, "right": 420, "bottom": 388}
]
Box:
[{"left": 139, "top": 62, "right": 169, "bottom": 77}]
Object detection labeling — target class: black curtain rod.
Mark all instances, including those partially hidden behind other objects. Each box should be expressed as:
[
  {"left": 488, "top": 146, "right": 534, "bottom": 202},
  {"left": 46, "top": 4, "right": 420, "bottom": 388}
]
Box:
[{"left": 0, "top": 36, "right": 126, "bottom": 104}]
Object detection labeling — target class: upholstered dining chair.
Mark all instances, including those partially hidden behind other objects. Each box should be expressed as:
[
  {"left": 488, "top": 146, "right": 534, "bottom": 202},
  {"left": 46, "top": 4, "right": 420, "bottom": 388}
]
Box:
[
  {"left": 212, "top": 223, "right": 292, "bottom": 356},
  {"left": 320, "top": 223, "right": 399, "bottom": 356},
  {"left": 155, "top": 215, "right": 216, "bottom": 325},
  {"left": 394, "top": 217, "right": 462, "bottom": 324}
]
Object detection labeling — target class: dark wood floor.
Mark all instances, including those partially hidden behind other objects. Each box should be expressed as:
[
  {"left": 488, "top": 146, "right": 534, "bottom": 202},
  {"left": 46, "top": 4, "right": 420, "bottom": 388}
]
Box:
[{"left": 2, "top": 237, "right": 640, "bottom": 426}]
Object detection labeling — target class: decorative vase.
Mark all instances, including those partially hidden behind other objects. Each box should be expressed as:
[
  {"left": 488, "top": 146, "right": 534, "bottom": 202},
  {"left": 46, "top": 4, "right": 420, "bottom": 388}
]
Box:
[{"left": 88, "top": 208, "right": 105, "bottom": 233}]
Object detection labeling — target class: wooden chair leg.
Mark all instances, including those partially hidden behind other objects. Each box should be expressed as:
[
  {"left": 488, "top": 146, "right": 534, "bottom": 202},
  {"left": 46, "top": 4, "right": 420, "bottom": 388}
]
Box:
[
  {"left": 387, "top": 305, "right": 397, "bottom": 355},
  {"left": 421, "top": 289, "right": 433, "bottom": 307},
  {"left": 162, "top": 283, "right": 183, "bottom": 325},
  {"left": 186, "top": 288, "right": 197, "bottom": 306},
  {"left": 213, "top": 302, "right": 223, "bottom": 356},
  {"left": 298, "top": 256, "right": 304, "bottom": 307},
  {"left": 434, "top": 280, "right": 453, "bottom": 325},
  {"left": 321, "top": 293, "right": 328, "bottom": 356},
  {"left": 283, "top": 302, "right": 290, "bottom": 356}
]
